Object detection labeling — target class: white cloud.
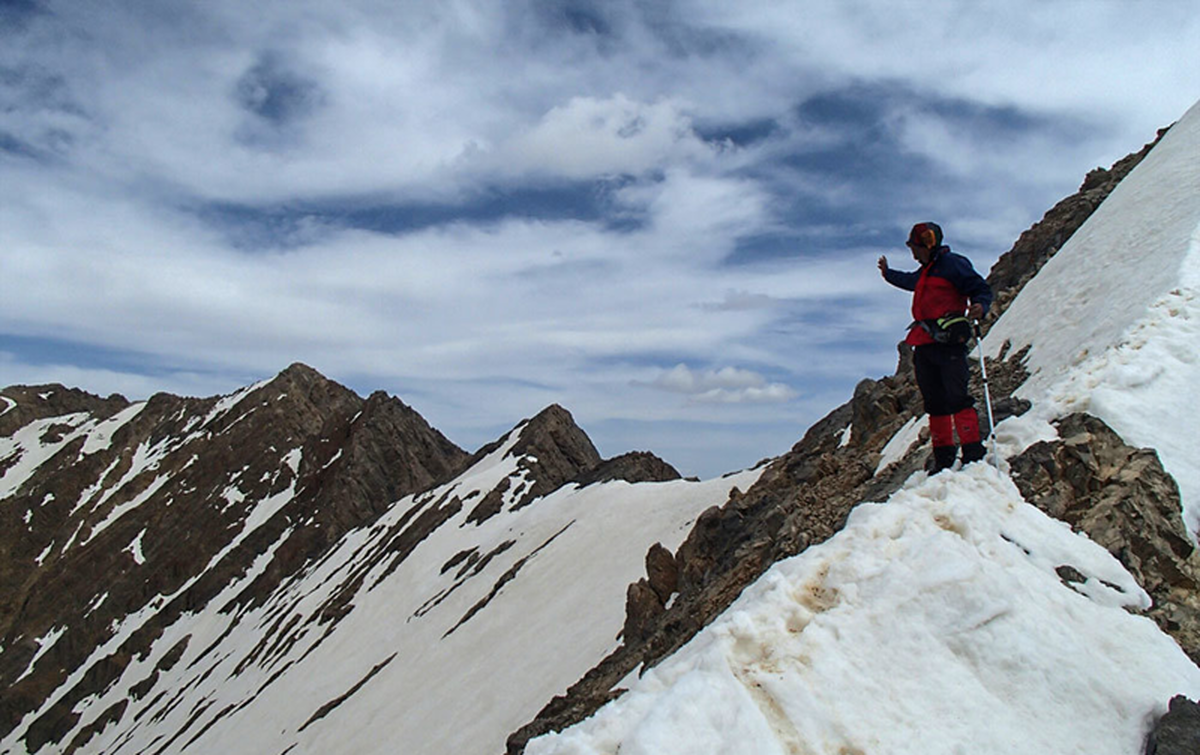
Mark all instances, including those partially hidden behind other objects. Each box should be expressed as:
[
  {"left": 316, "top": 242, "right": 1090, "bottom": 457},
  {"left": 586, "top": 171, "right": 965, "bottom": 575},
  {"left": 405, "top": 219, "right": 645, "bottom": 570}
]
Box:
[
  {"left": 646, "top": 364, "right": 797, "bottom": 404},
  {"left": 491, "top": 94, "right": 710, "bottom": 180}
]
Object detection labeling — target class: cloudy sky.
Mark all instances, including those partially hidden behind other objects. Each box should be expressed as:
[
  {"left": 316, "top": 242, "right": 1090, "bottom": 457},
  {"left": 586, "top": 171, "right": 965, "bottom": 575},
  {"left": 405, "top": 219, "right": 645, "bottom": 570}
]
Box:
[{"left": 2, "top": 1, "right": 1198, "bottom": 477}]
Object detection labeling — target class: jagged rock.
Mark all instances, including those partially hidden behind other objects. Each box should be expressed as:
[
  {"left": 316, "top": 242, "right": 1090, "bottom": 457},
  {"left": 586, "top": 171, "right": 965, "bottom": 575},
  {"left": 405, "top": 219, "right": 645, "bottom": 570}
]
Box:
[
  {"left": 645, "top": 543, "right": 678, "bottom": 603},
  {"left": 1009, "top": 413, "right": 1200, "bottom": 663},
  {"left": 849, "top": 349, "right": 923, "bottom": 453},
  {"left": 621, "top": 544, "right": 681, "bottom": 646},
  {"left": 573, "top": 451, "right": 681, "bottom": 487},
  {"left": 623, "top": 580, "right": 662, "bottom": 644},
  {"left": 460, "top": 405, "right": 618, "bottom": 526},
  {"left": 991, "top": 395, "right": 1032, "bottom": 424},
  {"left": 469, "top": 407, "right": 680, "bottom": 516},
  {"left": 1144, "top": 696, "right": 1200, "bottom": 755},
  {"left": 466, "top": 478, "right": 509, "bottom": 526},
  {"left": 492, "top": 405, "right": 604, "bottom": 510},
  {"left": 0, "top": 385, "right": 130, "bottom": 438}
]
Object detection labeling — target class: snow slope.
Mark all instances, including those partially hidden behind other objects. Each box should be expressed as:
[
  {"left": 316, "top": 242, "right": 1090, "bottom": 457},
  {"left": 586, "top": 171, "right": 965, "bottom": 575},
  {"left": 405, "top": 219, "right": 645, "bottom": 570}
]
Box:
[
  {"left": 983, "top": 98, "right": 1200, "bottom": 534},
  {"left": 529, "top": 466, "right": 1200, "bottom": 755},
  {"left": 527, "top": 99, "right": 1200, "bottom": 754}
]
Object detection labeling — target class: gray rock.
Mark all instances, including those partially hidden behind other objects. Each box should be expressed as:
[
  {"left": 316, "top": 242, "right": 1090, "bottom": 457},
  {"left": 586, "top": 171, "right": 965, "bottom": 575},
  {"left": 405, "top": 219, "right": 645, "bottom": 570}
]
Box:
[{"left": 1145, "top": 696, "right": 1200, "bottom": 755}]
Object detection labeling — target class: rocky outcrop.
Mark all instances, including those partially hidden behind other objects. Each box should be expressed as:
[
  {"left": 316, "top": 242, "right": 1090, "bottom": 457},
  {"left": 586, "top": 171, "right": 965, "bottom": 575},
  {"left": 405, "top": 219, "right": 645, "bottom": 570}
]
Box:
[
  {"left": 0, "top": 385, "right": 130, "bottom": 438},
  {"left": 466, "top": 405, "right": 602, "bottom": 518},
  {"left": 622, "top": 543, "right": 680, "bottom": 643},
  {"left": 508, "top": 404, "right": 604, "bottom": 496},
  {"left": 466, "top": 407, "right": 681, "bottom": 526},
  {"left": 1009, "top": 413, "right": 1200, "bottom": 663},
  {"left": 574, "top": 451, "right": 681, "bottom": 487},
  {"left": 1144, "top": 696, "right": 1200, "bottom": 755}
]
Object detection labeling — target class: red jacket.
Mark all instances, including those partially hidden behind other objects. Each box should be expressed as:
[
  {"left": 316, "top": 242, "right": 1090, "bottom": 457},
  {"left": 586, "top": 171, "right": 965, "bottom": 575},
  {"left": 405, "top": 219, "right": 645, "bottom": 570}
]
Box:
[{"left": 883, "top": 247, "right": 993, "bottom": 346}]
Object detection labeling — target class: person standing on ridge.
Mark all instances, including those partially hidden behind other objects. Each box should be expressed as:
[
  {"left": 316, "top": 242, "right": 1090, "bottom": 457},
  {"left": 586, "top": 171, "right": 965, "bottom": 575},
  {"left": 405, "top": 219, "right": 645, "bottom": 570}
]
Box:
[{"left": 878, "top": 222, "right": 994, "bottom": 472}]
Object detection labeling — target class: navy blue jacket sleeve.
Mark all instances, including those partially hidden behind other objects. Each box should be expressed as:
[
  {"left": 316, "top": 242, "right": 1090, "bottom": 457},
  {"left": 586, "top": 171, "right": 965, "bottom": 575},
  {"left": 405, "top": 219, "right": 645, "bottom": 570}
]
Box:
[
  {"left": 939, "top": 252, "right": 993, "bottom": 314},
  {"left": 883, "top": 267, "right": 920, "bottom": 292}
]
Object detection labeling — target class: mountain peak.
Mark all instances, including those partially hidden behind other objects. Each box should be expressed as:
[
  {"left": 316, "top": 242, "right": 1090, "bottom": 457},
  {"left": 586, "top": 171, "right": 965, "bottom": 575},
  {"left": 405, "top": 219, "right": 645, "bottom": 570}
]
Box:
[
  {"left": 270, "top": 362, "right": 340, "bottom": 393},
  {"left": 513, "top": 404, "right": 598, "bottom": 460},
  {"left": 492, "top": 404, "right": 602, "bottom": 510}
]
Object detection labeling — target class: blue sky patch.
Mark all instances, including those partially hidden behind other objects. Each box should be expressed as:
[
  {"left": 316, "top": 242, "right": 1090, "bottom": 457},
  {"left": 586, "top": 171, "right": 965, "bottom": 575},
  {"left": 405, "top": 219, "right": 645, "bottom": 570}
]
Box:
[{"left": 194, "top": 178, "right": 649, "bottom": 249}]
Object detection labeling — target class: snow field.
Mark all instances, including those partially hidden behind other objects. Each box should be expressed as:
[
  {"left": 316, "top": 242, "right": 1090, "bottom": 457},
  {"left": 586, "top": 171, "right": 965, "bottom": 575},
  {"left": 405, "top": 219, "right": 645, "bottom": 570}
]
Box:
[
  {"left": 984, "top": 98, "right": 1200, "bottom": 534},
  {"left": 528, "top": 464, "right": 1200, "bottom": 755},
  {"left": 260, "top": 467, "right": 764, "bottom": 755}
]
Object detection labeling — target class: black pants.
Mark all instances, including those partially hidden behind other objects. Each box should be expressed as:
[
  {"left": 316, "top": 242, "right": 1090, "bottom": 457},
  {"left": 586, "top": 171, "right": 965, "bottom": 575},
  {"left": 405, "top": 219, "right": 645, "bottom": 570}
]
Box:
[{"left": 912, "top": 343, "right": 974, "bottom": 416}]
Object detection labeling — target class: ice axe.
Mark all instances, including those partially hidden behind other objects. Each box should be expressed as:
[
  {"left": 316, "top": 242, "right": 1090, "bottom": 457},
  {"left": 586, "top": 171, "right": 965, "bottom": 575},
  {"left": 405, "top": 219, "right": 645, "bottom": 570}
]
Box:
[{"left": 974, "top": 321, "right": 999, "bottom": 467}]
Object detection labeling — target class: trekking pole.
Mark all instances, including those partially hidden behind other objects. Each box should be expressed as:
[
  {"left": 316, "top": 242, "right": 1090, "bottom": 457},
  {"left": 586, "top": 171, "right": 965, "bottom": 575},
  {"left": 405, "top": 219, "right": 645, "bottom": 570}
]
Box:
[{"left": 973, "top": 322, "right": 999, "bottom": 468}]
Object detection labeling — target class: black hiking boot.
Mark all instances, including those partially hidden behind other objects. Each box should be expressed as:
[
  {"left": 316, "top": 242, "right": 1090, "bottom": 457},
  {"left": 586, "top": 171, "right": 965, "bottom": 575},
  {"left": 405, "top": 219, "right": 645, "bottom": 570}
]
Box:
[
  {"left": 961, "top": 442, "right": 987, "bottom": 465},
  {"left": 927, "top": 445, "right": 958, "bottom": 474}
]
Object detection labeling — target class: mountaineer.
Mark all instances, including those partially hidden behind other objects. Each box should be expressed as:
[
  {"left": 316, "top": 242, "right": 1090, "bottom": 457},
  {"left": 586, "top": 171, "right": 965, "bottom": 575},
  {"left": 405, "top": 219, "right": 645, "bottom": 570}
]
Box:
[{"left": 878, "top": 221, "right": 994, "bottom": 472}]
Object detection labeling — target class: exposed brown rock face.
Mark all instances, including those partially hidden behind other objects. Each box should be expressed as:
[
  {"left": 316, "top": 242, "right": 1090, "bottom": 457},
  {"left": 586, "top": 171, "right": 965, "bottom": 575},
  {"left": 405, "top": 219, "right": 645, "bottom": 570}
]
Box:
[
  {"left": 0, "top": 385, "right": 130, "bottom": 438},
  {"left": 0, "top": 363, "right": 470, "bottom": 749},
  {"left": 506, "top": 405, "right": 604, "bottom": 508},
  {"left": 1009, "top": 413, "right": 1200, "bottom": 664},
  {"left": 575, "top": 452, "right": 682, "bottom": 488},
  {"left": 622, "top": 543, "right": 681, "bottom": 644},
  {"left": 506, "top": 127, "right": 1193, "bottom": 754}
]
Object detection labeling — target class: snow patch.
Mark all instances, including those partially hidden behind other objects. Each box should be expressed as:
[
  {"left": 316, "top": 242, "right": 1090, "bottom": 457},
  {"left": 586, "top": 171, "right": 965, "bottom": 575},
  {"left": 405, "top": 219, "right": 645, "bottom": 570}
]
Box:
[
  {"left": 220, "top": 485, "right": 247, "bottom": 513},
  {"left": 83, "top": 473, "right": 171, "bottom": 546},
  {"left": 0, "top": 413, "right": 92, "bottom": 499},
  {"left": 85, "top": 593, "right": 110, "bottom": 617},
  {"left": 126, "top": 529, "right": 147, "bottom": 565},
  {"left": 199, "top": 378, "right": 272, "bottom": 430},
  {"left": 79, "top": 436, "right": 175, "bottom": 519},
  {"left": 874, "top": 415, "right": 923, "bottom": 475},
  {"left": 80, "top": 402, "right": 146, "bottom": 456},
  {"left": 283, "top": 448, "right": 302, "bottom": 476},
  {"left": 15, "top": 625, "right": 68, "bottom": 684}
]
